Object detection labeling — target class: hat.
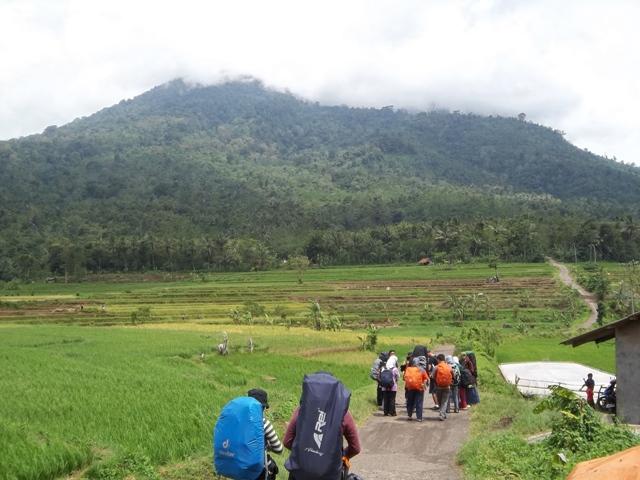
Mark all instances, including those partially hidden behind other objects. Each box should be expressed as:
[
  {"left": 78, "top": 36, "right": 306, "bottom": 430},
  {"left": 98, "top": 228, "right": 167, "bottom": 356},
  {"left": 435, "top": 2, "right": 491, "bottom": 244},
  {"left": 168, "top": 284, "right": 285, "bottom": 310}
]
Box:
[
  {"left": 248, "top": 388, "right": 269, "bottom": 408},
  {"left": 445, "top": 355, "right": 453, "bottom": 364},
  {"left": 453, "top": 356, "right": 459, "bottom": 364}
]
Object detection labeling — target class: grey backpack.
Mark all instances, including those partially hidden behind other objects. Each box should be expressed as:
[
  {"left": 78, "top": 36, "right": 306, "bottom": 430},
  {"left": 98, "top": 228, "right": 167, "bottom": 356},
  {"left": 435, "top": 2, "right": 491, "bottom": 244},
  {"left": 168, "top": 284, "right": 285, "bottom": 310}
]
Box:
[{"left": 285, "top": 372, "right": 351, "bottom": 480}]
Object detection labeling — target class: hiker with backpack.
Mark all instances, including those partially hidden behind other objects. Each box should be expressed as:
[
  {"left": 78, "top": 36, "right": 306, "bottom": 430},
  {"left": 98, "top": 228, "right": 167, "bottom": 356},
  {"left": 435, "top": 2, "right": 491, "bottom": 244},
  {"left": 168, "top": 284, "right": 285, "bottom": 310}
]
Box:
[
  {"left": 403, "top": 357, "right": 429, "bottom": 422},
  {"left": 214, "top": 388, "right": 283, "bottom": 480},
  {"left": 399, "top": 352, "right": 412, "bottom": 374},
  {"left": 369, "top": 352, "right": 389, "bottom": 407},
  {"left": 461, "top": 352, "right": 480, "bottom": 405},
  {"left": 379, "top": 352, "right": 400, "bottom": 416},
  {"left": 426, "top": 351, "right": 439, "bottom": 408},
  {"left": 283, "top": 372, "right": 361, "bottom": 480},
  {"left": 412, "top": 344, "right": 428, "bottom": 358},
  {"left": 410, "top": 345, "right": 428, "bottom": 373},
  {"left": 458, "top": 361, "right": 474, "bottom": 410},
  {"left": 445, "top": 356, "right": 461, "bottom": 414},
  {"left": 432, "top": 354, "right": 453, "bottom": 421}
]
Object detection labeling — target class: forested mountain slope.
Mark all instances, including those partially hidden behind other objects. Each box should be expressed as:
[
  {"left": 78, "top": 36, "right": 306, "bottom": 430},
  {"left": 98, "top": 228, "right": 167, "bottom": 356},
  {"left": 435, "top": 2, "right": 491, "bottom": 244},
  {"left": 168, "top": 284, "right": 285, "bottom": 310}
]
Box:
[{"left": 1, "top": 79, "right": 639, "bottom": 277}]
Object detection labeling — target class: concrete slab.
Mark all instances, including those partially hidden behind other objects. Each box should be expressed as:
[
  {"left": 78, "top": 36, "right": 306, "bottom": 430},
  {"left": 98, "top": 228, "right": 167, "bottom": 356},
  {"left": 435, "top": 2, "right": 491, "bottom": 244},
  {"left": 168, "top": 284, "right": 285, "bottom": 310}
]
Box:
[{"left": 498, "top": 361, "right": 614, "bottom": 399}]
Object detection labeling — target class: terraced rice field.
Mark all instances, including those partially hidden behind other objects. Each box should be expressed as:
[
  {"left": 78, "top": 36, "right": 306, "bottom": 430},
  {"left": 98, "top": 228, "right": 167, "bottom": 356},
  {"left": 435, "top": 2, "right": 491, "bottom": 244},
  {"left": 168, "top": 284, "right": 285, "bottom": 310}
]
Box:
[
  {"left": 0, "top": 263, "right": 568, "bottom": 326},
  {"left": 0, "top": 262, "right": 593, "bottom": 479}
]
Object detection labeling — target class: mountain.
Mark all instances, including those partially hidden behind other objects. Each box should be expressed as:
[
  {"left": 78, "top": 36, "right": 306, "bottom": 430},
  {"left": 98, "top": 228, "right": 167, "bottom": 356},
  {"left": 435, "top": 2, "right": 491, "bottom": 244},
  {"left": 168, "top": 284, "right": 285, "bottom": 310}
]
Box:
[{"left": 1, "top": 78, "right": 639, "bottom": 278}]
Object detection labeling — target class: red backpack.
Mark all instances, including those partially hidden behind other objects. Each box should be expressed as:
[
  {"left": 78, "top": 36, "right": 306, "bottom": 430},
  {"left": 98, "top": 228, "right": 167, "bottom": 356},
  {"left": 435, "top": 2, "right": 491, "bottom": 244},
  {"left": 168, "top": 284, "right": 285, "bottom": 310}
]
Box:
[{"left": 434, "top": 363, "right": 453, "bottom": 388}]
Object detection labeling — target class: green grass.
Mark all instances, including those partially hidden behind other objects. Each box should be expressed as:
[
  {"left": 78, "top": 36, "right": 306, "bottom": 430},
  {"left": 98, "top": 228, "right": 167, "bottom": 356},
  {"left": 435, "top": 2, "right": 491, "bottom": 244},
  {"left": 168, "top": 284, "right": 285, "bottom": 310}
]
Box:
[
  {"left": 497, "top": 336, "right": 615, "bottom": 373},
  {"left": 0, "top": 261, "right": 621, "bottom": 479},
  {"left": 459, "top": 352, "right": 638, "bottom": 480},
  {"left": 0, "top": 324, "right": 380, "bottom": 480},
  {"left": 0, "top": 263, "right": 565, "bottom": 327}
]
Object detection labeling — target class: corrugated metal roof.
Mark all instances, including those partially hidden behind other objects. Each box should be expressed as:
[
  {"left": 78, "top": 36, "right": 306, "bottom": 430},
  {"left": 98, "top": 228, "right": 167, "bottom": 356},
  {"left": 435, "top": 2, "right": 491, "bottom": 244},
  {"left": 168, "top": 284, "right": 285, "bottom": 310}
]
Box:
[{"left": 562, "top": 312, "right": 640, "bottom": 347}]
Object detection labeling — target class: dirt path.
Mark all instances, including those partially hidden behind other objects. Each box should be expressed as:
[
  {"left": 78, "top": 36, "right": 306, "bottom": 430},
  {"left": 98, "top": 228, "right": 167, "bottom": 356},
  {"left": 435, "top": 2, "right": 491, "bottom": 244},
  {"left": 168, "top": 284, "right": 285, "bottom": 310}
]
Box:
[
  {"left": 547, "top": 257, "right": 598, "bottom": 328},
  {"left": 350, "top": 345, "right": 469, "bottom": 480}
]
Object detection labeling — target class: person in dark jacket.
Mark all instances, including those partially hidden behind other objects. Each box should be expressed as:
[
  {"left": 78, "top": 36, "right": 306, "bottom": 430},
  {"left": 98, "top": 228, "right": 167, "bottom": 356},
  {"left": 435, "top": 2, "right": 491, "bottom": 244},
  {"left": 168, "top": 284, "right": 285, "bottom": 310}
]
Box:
[{"left": 460, "top": 353, "right": 479, "bottom": 405}]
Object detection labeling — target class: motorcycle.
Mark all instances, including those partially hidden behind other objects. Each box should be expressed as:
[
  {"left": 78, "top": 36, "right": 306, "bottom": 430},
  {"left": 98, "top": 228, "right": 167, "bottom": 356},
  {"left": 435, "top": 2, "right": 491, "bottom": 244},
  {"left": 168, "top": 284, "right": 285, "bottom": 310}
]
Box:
[{"left": 596, "top": 379, "right": 616, "bottom": 414}]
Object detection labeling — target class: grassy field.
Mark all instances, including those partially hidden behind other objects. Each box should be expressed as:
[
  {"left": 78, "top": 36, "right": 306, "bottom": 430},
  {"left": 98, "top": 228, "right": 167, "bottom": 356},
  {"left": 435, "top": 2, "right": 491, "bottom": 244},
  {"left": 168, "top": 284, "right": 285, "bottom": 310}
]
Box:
[
  {"left": 568, "top": 261, "right": 639, "bottom": 323},
  {"left": 0, "top": 324, "right": 381, "bottom": 480},
  {"left": 497, "top": 336, "right": 616, "bottom": 373},
  {"left": 0, "top": 262, "right": 619, "bottom": 479},
  {"left": 0, "top": 263, "right": 565, "bottom": 327}
]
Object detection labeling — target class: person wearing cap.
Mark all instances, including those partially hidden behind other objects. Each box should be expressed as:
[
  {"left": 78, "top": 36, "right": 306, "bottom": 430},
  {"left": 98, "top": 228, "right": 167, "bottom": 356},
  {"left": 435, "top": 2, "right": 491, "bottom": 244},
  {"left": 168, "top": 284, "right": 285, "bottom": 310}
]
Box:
[{"left": 248, "top": 388, "right": 283, "bottom": 480}]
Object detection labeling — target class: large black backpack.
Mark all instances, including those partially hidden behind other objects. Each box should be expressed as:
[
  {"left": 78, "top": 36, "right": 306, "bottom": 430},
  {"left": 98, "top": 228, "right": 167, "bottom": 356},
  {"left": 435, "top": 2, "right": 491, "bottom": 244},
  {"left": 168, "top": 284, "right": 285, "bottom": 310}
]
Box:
[
  {"left": 285, "top": 372, "right": 351, "bottom": 480},
  {"left": 412, "top": 345, "right": 428, "bottom": 358}
]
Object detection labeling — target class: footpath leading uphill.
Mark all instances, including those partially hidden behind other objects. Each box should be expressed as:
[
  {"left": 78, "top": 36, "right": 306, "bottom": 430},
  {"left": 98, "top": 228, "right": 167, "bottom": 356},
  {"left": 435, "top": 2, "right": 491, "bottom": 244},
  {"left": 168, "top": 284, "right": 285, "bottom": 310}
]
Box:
[
  {"left": 350, "top": 345, "right": 469, "bottom": 480},
  {"left": 547, "top": 258, "right": 598, "bottom": 328}
]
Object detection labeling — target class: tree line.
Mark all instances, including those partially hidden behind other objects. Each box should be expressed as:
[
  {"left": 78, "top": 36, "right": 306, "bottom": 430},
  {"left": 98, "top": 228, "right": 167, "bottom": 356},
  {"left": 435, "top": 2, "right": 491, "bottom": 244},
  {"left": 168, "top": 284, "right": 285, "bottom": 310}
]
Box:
[{"left": 1, "top": 215, "right": 638, "bottom": 281}]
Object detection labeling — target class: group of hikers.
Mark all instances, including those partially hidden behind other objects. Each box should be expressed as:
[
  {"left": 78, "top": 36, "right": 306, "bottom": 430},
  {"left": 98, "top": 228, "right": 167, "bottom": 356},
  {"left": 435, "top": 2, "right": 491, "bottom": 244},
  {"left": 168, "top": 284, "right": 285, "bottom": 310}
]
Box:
[
  {"left": 212, "top": 345, "right": 480, "bottom": 480},
  {"left": 214, "top": 372, "right": 361, "bottom": 480},
  {"left": 370, "top": 345, "right": 480, "bottom": 421}
]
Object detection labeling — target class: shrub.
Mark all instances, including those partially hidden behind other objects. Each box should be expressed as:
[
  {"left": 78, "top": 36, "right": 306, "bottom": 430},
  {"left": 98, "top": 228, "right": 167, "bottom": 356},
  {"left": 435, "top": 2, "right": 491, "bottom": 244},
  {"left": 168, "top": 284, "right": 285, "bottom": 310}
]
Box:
[{"left": 358, "top": 324, "right": 378, "bottom": 351}]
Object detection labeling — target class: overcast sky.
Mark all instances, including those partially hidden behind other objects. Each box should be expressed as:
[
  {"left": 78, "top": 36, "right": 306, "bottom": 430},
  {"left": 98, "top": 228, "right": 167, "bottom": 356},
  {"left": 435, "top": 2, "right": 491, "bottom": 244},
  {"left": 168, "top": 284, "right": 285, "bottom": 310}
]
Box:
[{"left": 1, "top": 0, "right": 638, "bottom": 164}]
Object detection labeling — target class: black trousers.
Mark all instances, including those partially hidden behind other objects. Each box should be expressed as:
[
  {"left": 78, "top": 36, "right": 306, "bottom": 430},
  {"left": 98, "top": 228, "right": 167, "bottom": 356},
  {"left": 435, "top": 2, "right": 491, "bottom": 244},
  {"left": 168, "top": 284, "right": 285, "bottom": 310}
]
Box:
[
  {"left": 382, "top": 390, "right": 397, "bottom": 415},
  {"left": 258, "top": 454, "right": 278, "bottom": 480},
  {"left": 376, "top": 383, "right": 383, "bottom": 406}
]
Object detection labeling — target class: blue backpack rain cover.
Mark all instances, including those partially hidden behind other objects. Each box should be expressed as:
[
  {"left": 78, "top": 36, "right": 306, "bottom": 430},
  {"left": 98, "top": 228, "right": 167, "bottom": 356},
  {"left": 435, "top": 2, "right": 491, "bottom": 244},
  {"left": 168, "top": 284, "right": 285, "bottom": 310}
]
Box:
[
  {"left": 285, "top": 372, "right": 351, "bottom": 480},
  {"left": 214, "top": 396, "right": 265, "bottom": 480}
]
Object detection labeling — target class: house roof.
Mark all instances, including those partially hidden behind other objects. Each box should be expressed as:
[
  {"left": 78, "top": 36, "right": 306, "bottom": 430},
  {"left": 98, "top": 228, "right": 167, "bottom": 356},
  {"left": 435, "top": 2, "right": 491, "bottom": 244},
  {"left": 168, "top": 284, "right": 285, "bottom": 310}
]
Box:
[{"left": 562, "top": 312, "right": 640, "bottom": 347}]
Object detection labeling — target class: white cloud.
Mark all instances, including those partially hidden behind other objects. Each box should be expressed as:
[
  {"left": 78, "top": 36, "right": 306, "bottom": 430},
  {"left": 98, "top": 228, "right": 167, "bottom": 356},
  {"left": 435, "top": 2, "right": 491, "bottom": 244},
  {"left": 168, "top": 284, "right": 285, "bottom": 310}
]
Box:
[{"left": 0, "top": 0, "right": 638, "bottom": 163}]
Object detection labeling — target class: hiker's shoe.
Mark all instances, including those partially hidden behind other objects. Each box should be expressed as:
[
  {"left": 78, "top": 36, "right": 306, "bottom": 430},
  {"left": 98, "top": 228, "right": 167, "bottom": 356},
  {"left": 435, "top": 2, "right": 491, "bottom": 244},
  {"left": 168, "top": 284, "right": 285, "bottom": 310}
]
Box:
[{"left": 417, "top": 418, "right": 423, "bottom": 422}]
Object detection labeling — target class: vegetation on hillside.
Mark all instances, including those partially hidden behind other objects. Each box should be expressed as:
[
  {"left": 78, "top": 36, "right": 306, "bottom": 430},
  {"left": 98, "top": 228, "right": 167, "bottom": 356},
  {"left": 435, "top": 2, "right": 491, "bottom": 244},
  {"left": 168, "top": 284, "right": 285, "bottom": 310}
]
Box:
[{"left": 1, "top": 79, "right": 640, "bottom": 280}]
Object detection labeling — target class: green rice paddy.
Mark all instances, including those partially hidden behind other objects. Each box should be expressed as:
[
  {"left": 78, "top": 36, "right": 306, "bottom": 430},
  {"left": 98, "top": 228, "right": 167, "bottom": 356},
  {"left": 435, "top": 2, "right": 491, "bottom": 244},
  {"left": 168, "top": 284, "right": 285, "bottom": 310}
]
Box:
[{"left": 0, "top": 262, "right": 618, "bottom": 479}]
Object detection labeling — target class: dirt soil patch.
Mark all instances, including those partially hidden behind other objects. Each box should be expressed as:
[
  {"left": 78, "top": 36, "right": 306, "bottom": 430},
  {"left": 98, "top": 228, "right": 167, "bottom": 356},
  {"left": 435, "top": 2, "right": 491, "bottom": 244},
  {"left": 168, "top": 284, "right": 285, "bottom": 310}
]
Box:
[{"left": 547, "top": 258, "right": 598, "bottom": 328}]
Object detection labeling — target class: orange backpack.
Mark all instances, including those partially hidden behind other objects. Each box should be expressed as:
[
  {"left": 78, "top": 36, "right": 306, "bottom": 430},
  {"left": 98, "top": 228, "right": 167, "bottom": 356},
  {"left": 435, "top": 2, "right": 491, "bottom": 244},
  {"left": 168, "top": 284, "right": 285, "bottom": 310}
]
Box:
[
  {"left": 435, "top": 363, "right": 453, "bottom": 388},
  {"left": 404, "top": 366, "right": 424, "bottom": 391}
]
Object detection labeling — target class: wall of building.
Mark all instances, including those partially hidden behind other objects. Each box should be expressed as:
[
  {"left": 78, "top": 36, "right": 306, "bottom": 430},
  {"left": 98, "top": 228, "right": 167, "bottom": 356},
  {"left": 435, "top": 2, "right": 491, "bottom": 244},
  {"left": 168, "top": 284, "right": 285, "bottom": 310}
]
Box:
[{"left": 616, "top": 321, "right": 640, "bottom": 425}]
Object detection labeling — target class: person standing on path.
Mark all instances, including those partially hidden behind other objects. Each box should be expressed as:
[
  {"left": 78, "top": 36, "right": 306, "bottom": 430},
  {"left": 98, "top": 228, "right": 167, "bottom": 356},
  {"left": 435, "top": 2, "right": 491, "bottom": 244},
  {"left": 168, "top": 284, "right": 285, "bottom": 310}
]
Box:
[
  {"left": 445, "top": 355, "right": 461, "bottom": 413},
  {"left": 461, "top": 353, "right": 480, "bottom": 405},
  {"left": 581, "top": 373, "right": 596, "bottom": 408},
  {"left": 426, "top": 351, "right": 439, "bottom": 408},
  {"left": 370, "top": 352, "right": 388, "bottom": 407},
  {"left": 381, "top": 353, "right": 400, "bottom": 416},
  {"left": 433, "top": 354, "right": 453, "bottom": 421},
  {"left": 404, "top": 357, "right": 429, "bottom": 421}
]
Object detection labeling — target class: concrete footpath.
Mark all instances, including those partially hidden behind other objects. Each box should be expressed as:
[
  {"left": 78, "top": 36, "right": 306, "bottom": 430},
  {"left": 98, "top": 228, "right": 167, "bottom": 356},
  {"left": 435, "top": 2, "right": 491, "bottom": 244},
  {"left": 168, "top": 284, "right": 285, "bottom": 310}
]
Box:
[{"left": 350, "top": 346, "right": 470, "bottom": 480}]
